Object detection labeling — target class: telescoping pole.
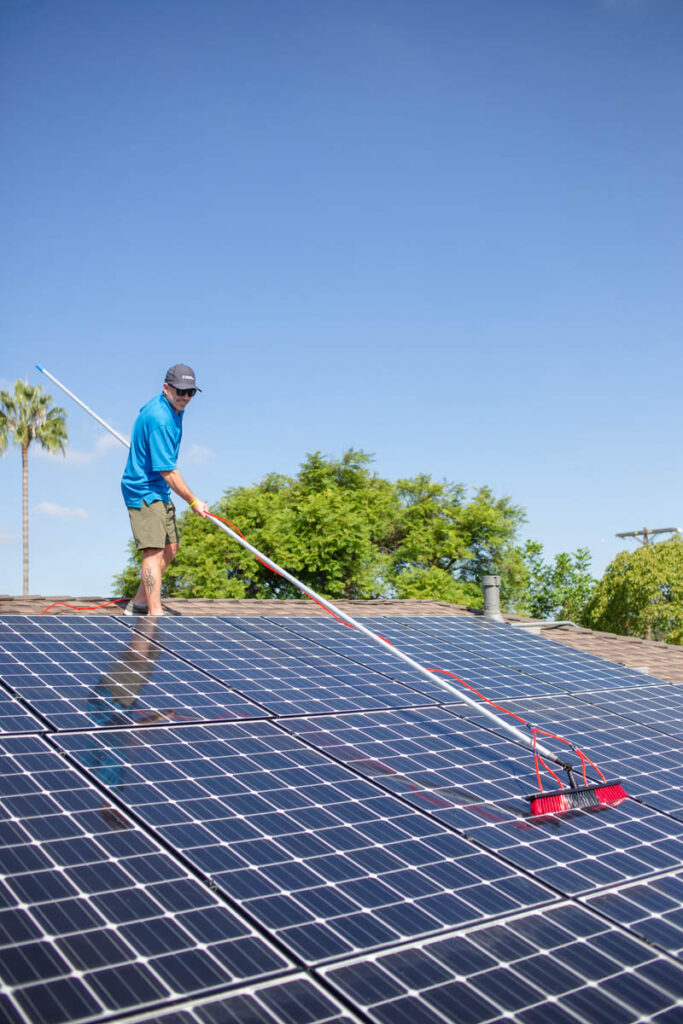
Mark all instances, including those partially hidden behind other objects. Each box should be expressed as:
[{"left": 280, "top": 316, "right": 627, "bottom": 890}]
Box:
[
  {"left": 36, "top": 363, "right": 568, "bottom": 768},
  {"left": 36, "top": 365, "right": 130, "bottom": 449}
]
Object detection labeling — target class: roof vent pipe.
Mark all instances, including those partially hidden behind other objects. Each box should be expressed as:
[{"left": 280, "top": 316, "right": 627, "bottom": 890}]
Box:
[{"left": 482, "top": 575, "right": 504, "bottom": 622}]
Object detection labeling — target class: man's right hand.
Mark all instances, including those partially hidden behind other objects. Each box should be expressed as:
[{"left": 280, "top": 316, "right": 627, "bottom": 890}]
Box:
[{"left": 190, "top": 499, "right": 209, "bottom": 518}]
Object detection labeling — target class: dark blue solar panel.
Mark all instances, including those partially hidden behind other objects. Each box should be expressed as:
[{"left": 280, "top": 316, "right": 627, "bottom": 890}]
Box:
[
  {"left": 0, "top": 616, "right": 264, "bottom": 729},
  {"left": 386, "top": 615, "right": 666, "bottom": 691},
  {"left": 121, "top": 616, "right": 434, "bottom": 715},
  {"left": 56, "top": 720, "right": 555, "bottom": 963},
  {"left": 574, "top": 684, "right": 683, "bottom": 741},
  {"left": 264, "top": 615, "right": 560, "bottom": 702},
  {"left": 0, "top": 733, "right": 290, "bottom": 1023},
  {"left": 279, "top": 705, "right": 683, "bottom": 894},
  {"left": 283, "top": 707, "right": 536, "bottom": 821},
  {"left": 322, "top": 902, "right": 683, "bottom": 1023}
]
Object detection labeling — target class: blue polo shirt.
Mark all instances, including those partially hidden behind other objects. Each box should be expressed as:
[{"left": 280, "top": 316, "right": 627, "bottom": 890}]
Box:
[{"left": 121, "top": 394, "right": 183, "bottom": 508}]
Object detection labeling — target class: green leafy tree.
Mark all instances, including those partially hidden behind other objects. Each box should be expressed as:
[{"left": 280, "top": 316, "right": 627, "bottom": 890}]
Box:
[
  {"left": 582, "top": 538, "right": 683, "bottom": 644},
  {"left": 0, "top": 380, "right": 68, "bottom": 595},
  {"left": 517, "top": 541, "right": 595, "bottom": 621},
  {"left": 113, "top": 449, "right": 528, "bottom": 605},
  {"left": 388, "top": 477, "right": 526, "bottom": 607}
]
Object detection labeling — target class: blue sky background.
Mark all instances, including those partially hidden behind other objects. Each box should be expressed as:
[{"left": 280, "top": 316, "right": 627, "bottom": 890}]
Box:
[{"left": 2, "top": 0, "right": 682, "bottom": 599}]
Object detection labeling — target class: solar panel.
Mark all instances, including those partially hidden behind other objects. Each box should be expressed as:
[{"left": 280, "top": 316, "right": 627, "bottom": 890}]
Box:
[
  {"left": 321, "top": 902, "right": 683, "bottom": 1023},
  {"left": 264, "top": 615, "right": 560, "bottom": 702},
  {"left": 387, "top": 615, "right": 666, "bottom": 691},
  {"left": 56, "top": 720, "right": 556, "bottom": 963},
  {"left": 282, "top": 706, "right": 536, "bottom": 820},
  {"left": 0, "top": 733, "right": 290, "bottom": 1024},
  {"left": 120, "top": 616, "right": 433, "bottom": 715},
  {"left": 0, "top": 616, "right": 264, "bottom": 729},
  {"left": 1, "top": 611, "right": 683, "bottom": 1023},
  {"left": 278, "top": 703, "right": 683, "bottom": 897}
]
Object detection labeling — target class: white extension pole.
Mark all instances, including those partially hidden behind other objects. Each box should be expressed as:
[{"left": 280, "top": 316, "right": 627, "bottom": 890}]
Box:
[
  {"left": 36, "top": 364, "right": 130, "bottom": 448},
  {"left": 35, "top": 363, "right": 566, "bottom": 767}
]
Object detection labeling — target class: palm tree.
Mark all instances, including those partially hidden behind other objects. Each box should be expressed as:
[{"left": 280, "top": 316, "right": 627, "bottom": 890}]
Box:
[{"left": 0, "top": 380, "right": 68, "bottom": 595}]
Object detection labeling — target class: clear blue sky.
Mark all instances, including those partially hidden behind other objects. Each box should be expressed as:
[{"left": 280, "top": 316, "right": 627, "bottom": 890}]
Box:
[{"left": 2, "top": 0, "right": 681, "bottom": 598}]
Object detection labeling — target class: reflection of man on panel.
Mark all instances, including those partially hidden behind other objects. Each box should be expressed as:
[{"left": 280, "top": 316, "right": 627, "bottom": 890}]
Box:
[{"left": 82, "top": 620, "right": 182, "bottom": 829}]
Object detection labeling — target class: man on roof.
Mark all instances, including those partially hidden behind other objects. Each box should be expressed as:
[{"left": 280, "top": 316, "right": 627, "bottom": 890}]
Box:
[{"left": 121, "top": 364, "right": 209, "bottom": 616}]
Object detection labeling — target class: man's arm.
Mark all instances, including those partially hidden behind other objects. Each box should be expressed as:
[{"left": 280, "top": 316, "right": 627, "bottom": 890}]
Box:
[{"left": 160, "top": 469, "right": 209, "bottom": 516}]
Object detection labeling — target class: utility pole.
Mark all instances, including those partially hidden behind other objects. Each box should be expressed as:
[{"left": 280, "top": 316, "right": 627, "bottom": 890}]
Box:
[{"left": 615, "top": 527, "right": 681, "bottom": 547}]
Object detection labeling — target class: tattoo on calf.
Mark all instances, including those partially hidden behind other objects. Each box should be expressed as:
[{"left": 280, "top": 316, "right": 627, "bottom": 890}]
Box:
[{"left": 143, "top": 568, "right": 157, "bottom": 595}]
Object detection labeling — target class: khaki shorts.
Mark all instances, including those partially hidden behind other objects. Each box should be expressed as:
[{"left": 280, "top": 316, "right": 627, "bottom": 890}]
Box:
[{"left": 127, "top": 501, "right": 179, "bottom": 550}]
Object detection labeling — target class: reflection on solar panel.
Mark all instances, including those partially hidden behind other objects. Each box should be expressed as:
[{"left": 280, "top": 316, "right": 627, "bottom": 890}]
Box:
[
  {"left": 0, "top": 616, "right": 265, "bottom": 728},
  {"left": 119, "top": 616, "right": 431, "bottom": 715},
  {"left": 1, "top": 613, "right": 682, "bottom": 1022}
]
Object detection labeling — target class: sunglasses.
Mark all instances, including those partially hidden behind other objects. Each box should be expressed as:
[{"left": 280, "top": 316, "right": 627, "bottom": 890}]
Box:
[{"left": 173, "top": 387, "right": 196, "bottom": 397}]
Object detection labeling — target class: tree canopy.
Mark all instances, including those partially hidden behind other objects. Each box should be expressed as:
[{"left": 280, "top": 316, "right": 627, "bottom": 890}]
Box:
[
  {"left": 517, "top": 541, "right": 596, "bottom": 623},
  {"left": 582, "top": 537, "right": 683, "bottom": 644},
  {"left": 114, "top": 449, "right": 528, "bottom": 605}
]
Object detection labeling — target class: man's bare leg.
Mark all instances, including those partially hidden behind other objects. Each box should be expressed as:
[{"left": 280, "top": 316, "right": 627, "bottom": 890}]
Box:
[{"left": 137, "top": 543, "right": 178, "bottom": 615}]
